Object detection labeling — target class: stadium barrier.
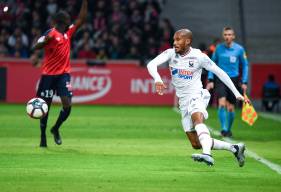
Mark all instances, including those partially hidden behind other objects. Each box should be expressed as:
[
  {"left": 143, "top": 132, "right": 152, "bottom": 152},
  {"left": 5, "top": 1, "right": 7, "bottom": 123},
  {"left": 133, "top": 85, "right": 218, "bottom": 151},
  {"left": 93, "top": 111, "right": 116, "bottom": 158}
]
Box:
[
  {"left": 0, "top": 59, "right": 175, "bottom": 105},
  {"left": 0, "top": 59, "right": 280, "bottom": 104},
  {"left": 251, "top": 64, "right": 281, "bottom": 99}
]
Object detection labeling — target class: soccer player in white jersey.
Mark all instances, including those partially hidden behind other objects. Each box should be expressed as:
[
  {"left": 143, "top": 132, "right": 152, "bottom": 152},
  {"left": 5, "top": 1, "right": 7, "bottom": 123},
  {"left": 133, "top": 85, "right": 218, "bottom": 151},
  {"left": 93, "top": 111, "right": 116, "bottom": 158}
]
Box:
[{"left": 147, "top": 29, "right": 249, "bottom": 166}]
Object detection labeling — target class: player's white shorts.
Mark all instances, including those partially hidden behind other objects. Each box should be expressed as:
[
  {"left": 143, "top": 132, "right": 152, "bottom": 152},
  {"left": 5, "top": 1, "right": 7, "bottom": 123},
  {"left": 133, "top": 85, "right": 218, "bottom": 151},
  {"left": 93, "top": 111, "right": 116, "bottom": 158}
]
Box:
[{"left": 179, "top": 89, "right": 211, "bottom": 132}]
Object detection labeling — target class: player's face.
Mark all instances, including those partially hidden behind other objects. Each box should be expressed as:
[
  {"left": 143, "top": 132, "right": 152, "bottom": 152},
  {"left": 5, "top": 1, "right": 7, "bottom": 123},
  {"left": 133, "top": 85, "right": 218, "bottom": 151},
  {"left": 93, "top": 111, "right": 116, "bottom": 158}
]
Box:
[
  {"left": 173, "top": 32, "right": 190, "bottom": 54},
  {"left": 223, "top": 30, "right": 235, "bottom": 44}
]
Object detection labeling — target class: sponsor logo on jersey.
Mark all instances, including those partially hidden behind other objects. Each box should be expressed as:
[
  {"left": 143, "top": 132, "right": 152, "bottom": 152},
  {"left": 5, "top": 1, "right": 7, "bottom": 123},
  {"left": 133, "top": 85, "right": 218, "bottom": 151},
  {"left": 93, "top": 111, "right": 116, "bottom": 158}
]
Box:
[{"left": 170, "top": 67, "right": 193, "bottom": 80}]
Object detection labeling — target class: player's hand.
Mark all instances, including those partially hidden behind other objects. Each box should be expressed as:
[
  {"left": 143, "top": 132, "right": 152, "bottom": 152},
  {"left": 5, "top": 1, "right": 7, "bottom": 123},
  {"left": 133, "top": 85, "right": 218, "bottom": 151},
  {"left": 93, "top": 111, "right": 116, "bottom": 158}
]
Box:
[
  {"left": 30, "top": 52, "right": 40, "bottom": 67},
  {"left": 155, "top": 82, "right": 167, "bottom": 95},
  {"left": 206, "top": 82, "right": 214, "bottom": 90},
  {"left": 241, "top": 84, "right": 247, "bottom": 95},
  {"left": 243, "top": 94, "right": 251, "bottom": 105},
  {"left": 237, "top": 95, "right": 251, "bottom": 104}
]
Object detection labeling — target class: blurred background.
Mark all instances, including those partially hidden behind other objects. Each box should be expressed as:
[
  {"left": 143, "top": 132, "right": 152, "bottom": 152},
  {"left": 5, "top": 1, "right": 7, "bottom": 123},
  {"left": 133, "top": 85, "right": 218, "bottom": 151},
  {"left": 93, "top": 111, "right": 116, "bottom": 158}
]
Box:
[{"left": 0, "top": 0, "right": 280, "bottom": 112}]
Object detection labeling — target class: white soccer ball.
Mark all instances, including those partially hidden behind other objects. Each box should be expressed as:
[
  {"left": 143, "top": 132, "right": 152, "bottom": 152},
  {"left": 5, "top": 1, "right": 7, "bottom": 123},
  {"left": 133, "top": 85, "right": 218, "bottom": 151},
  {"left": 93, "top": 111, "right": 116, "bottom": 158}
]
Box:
[{"left": 26, "top": 98, "right": 48, "bottom": 119}]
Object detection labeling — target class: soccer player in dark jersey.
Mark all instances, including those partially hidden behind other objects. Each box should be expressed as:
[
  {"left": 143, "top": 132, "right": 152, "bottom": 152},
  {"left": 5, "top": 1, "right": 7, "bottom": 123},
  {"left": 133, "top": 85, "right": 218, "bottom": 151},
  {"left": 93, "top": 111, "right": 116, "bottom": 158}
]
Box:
[{"left": 31, "top": 0, "right": 88, "bottom": 147}]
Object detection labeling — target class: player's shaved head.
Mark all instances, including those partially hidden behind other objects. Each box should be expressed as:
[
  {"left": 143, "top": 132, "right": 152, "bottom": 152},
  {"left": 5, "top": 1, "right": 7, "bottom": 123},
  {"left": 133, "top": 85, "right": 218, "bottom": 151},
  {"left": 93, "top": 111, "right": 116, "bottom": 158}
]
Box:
[
  {"left": 173, "top": 28, "right": 193, "bottom": 54},
  {"left": 175, "top": 29, "right": 193, "bottom": 41}
]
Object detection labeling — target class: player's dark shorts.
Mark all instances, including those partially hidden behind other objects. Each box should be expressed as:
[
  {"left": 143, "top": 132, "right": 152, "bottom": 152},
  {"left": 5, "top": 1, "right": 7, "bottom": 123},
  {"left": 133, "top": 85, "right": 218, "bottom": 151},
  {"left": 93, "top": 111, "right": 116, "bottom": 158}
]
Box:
[
  {"left": 215, "top": 77, "right": 241, "bottom": 104},
  {"left": 36, "top": 73, "right": 72, "bottom": 99}
]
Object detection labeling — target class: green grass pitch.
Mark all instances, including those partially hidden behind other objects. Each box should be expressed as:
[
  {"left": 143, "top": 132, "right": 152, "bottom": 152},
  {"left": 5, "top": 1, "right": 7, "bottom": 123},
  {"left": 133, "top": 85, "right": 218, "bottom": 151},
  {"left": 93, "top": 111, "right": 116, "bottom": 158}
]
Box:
[{"left": 0, "top": 104, "right": 280, "bottom": 192}]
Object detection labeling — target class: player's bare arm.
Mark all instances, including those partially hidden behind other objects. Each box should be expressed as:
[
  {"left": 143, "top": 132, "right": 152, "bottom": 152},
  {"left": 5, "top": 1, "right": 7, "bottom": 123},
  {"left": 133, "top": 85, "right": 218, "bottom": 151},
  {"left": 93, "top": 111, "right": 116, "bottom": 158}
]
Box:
[
  {"left": 206, "top": 81, "right": 214, "bottom": 90},
  {"left": 241, "top": 83, "right": 247, "bottom": 94},
  {"left": 75, "top": 0, "right": 88, "bottom": 29},
  {"left": 30, "top": 36, "right": 53, "bottom": 66}
]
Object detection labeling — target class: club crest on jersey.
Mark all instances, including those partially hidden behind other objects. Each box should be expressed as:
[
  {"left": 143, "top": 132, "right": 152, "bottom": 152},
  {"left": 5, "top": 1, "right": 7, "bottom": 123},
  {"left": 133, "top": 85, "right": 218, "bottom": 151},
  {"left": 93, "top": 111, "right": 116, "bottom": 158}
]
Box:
[
  {"left": 170, "top": 67, "right": 193, "bottom": 80},
  {"left": 189, "top": 61, "right": 194, "bottom": 67},
  {"left": 172, "top": 59, "right": 178, "bottom": 64}
]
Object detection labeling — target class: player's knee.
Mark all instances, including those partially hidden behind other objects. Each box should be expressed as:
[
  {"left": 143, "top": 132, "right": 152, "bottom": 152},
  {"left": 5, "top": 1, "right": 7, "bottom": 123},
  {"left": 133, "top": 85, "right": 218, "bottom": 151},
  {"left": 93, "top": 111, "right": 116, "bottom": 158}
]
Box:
[{"left": 227, "top": 105, "right": 235, "bottom": 112}]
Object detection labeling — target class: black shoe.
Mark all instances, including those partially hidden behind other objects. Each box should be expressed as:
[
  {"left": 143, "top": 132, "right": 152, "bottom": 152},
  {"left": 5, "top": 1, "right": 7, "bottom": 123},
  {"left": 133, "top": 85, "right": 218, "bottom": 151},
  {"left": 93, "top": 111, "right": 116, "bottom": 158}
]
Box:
[
  {"left": 225, "top": 131, "right": 233, "bottom": 137},
  {"left": 220, "top": 130, "right": 228, "bottom": 137},
  {"left": 233, "top": 143, "right": 246, "bottom": 167},
  {"left": 40, "top": 136, "right": 47, "bottom": 147},
  {"left": 221, "top": 130, "right": 233, "bottom": 137},
  {"left": 50, "top": 128, "right": 62, "bottom": 145}
]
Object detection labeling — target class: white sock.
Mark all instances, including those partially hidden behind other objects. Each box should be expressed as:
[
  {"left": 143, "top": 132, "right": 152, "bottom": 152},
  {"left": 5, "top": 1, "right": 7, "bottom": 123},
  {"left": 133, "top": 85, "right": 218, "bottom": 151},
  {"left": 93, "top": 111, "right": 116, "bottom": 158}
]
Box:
[
  {"left": 195, "top": 123, "right": 212, "bottom": 155},
  {"left": 212, "top": 139, "right": 236, "bottom": 153}
]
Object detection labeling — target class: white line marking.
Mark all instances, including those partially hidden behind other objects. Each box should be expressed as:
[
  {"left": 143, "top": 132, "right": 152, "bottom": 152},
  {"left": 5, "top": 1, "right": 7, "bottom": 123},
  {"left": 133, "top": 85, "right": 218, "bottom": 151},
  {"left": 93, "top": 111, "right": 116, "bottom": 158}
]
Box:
[
  {"left": 172, "top": 108, "right": 281, "bottom": 174},
  {"left": 259, "top": 112, "right": 281, "bottom": 122},
  {"left": 209, "top": 127, "right": 281, "bottom": 175}
]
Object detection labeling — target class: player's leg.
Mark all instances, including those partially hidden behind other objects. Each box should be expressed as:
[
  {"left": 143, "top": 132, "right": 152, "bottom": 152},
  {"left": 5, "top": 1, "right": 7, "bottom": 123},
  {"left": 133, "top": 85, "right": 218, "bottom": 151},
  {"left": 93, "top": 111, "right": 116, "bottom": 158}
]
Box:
[
  {"left": 181, "top": 111, "right": 213, "bottom": 166},
  {"left": 190, "top": 112, "right": 214, "bottom": 166},
  {"left": 51, "top": 96, "right": 71, "bottom": 133},
  {"left": 51, "top": 73, "right": 72, "bottom": 145},
  {"left": 212, "top": 138, "right": 245, "bottom": 167},
  {"left": 189, "top": 90, "right": 245, "bottom": 166},
  {"left": 225, "top": 77, "right": 239, "bottom": 137},
  {"left": 226, "top": 101, "right": 235, "bottom": 137},
  {"left": 190, "top": 112, "right": 245, "bottom": 167},
  {"left": 36, "top": 75, "right": 55, "bottom": 147},
  {"left": 185, "top": 131, "right": 201, "bottom": 149},
  {"left": 215, "top": 79, "right": 228, "bottom": 136}
]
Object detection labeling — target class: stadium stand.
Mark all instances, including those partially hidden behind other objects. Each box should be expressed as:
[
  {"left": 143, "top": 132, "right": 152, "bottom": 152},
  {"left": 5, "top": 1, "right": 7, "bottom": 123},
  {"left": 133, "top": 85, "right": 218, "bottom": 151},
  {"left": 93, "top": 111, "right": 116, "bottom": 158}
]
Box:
[
  {"left": 0, "top": 0, "right": 173, "bottom": 65},
  {"left": 162, "top": 0, "right": 281, "bottom": 63}
]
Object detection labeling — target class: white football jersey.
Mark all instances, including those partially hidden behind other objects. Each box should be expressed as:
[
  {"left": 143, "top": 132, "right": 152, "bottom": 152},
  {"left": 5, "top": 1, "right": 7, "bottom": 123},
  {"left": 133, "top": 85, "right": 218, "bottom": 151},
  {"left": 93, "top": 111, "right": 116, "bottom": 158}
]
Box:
[
  {"left": 167, "top": 47, "right": 210, "bottom": 97},
  {"left": 147, "top": 47, "right": 242, "bottom": 99}
]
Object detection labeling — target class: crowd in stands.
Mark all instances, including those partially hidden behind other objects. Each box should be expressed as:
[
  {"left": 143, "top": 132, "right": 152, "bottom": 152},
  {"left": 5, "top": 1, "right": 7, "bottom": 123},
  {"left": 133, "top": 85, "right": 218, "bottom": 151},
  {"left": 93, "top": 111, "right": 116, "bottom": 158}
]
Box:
[{"left": 0, "top": 0, "right": 175, "bottom": 65}]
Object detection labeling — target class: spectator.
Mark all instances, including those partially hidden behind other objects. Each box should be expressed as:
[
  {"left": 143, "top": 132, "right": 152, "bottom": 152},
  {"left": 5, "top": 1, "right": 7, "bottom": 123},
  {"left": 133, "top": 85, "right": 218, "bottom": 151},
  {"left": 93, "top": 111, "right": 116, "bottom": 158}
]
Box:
[
  {"left": 10, "top": 37, "right": 28, "bottom": 58},
  {"left": 76, "top": 31, "right": 94, "bottom": 52},
  {"left": 96, "top": 48, "right": 108, "bottom": 60},
  {"left": 262, "top": 75, "right": 280, "bottom": 112},
  {"left": 46, "top": 0, "right": 58, "bottom": 16},
  {"left": 0, "top": 0, "right": 170, "bottom": 61},
  {"left": 8, "top": 27, "right": 29, "bottom": 48},
  {"left": 0, "top": 43, "right": 9, "bottom": 58},
  {"left": 77, "top": 43, "right": 96, "bottom": 59}
]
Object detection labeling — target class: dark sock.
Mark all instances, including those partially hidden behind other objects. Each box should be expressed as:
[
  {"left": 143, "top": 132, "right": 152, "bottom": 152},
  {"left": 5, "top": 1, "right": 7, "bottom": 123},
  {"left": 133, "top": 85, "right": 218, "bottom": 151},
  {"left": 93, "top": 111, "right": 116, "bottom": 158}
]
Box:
[
  {"left": 52, "top": 107, "right": 71, "bottom": 131},
  {"left": 40, "top": 113, "right": 48, "bottom": 138},
  {"left": 39, "top": 98, "right": 52, "bottom": 136}
]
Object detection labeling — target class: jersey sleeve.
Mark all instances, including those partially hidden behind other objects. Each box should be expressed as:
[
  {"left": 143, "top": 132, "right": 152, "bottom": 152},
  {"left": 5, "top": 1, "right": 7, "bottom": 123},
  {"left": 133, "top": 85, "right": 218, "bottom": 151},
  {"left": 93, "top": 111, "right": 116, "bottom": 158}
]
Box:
[
  {"left": 66, "top": 24, "right": 77, "bottom": 39},
  {"left": 239, "top": 47, "right": 249, "bottom": 84},
  {"left": 207, "top": 49, "right": 218, "bottom": 80},
  {"left": 37, "top": 29, "right": 53, "bottom": 43},
  {"left": 147, "top": 49, "right": 172, "bottom": 83},
  {"left": 200, "top": 53, "right": 242, "bottom": 98}
]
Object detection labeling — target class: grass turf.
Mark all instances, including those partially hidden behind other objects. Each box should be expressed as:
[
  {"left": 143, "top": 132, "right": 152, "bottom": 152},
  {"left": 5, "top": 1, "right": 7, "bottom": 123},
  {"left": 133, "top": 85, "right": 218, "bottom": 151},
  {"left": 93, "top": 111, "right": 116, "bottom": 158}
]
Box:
[{"left": 0, "top": 104, "right": 280, "bottom": 192}]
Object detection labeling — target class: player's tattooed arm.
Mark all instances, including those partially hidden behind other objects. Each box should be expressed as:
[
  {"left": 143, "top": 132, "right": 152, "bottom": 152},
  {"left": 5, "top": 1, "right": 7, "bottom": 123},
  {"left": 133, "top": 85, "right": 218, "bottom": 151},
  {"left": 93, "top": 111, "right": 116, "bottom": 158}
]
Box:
[{"left": 75, "top": 0, "right": 88, "bottom": 29}]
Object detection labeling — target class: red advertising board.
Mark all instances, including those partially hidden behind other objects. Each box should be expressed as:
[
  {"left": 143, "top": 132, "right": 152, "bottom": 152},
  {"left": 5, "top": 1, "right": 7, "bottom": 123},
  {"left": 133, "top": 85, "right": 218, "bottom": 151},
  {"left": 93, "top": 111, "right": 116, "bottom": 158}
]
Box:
[
  {"left": 0, "top": 60, "right": 175, "bottom": 105},
  {"left": 251, "top": 64, "right": 281, "bottom": 99}
]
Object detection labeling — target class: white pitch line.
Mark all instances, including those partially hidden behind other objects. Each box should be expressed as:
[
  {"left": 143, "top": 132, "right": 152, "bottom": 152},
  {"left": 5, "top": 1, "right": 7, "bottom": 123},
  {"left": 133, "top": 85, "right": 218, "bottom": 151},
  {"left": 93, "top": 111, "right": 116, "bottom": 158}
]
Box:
[
  {"left": 208, "top": 127, "right": 281, "bottom": 175},
  {"left": 259, "top": 112, "right": 281, "bottom": 122},
  {"left": 172, "top": 108, "right": 281, "bottom": 175}
]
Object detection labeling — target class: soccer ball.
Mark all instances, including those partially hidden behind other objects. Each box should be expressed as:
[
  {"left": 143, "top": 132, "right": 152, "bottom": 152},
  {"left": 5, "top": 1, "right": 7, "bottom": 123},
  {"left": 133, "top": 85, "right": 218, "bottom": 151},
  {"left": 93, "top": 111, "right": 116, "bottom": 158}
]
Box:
[{"left": 26, "top": 98, "right": 48, "bottom": 119}]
